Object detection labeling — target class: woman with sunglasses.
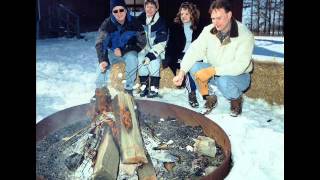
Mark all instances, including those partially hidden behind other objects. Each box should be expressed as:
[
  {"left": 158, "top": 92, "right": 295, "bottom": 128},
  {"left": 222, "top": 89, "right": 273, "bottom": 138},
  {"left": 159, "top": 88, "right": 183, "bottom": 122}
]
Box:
[
  {"left": 136, "top": 0, "right": 168, "bottom": 98},
  {"left": 165, "top": 2, "right": 204, "bottom": 108},
  {"left": 95, "top": 0, "right": 146, "bottom": 95}
]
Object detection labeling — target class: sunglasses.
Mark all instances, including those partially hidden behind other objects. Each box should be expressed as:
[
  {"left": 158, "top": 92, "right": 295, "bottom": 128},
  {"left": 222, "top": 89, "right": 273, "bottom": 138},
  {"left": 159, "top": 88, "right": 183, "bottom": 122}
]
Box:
[{"left": 113, "top": 9, "right": 125, "bottom": 14}]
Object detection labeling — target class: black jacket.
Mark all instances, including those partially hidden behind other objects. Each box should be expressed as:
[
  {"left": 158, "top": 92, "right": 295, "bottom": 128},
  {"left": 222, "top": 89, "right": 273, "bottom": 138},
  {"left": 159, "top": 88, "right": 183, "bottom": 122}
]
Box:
[
  {"left": 165, "top": 22, "right": 203, "bottom": 71},
  {"left": 95, "top": 14, "right": 146, "bottom": 63}
]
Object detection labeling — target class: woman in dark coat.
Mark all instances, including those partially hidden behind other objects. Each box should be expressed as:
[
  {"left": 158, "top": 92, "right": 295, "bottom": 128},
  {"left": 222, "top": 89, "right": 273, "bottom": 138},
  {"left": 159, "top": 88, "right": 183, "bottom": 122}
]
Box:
[{"left": 165, "top": 2, "right": 204, "bottom": 108}]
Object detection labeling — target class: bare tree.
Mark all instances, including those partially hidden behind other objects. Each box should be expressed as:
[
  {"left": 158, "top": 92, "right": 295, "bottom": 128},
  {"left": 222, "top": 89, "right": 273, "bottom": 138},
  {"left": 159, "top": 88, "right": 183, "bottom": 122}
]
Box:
[
  {"left": 263, "top": 0, "right": 269, "bottom": 34},
  {"left": 267, "top": 0, "right": 272, "bottom": 35},
  {"left": 278, "top": 0, "right": 283, "bottom": 35},
  {"left": 272, "top": 0, "right": 277, "bottom": 35},
  {"left": 250, "top": 0, "right": 254, "bottom": 31},
  {"left": 256, "top": 0, "right": 261, "bottom": 34}
]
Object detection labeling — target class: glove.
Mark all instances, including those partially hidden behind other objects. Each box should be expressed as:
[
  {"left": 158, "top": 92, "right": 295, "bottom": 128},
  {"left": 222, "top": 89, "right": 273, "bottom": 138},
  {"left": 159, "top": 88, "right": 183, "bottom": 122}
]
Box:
[
  {"left": 144, "top": 52, "right": 157, "bottom": 65},
  {"left": 195, "top": 78, "right": 209, "bottom": 96},
  {"left": 194, "top": 67, "right": 216, "bottom": 82}
]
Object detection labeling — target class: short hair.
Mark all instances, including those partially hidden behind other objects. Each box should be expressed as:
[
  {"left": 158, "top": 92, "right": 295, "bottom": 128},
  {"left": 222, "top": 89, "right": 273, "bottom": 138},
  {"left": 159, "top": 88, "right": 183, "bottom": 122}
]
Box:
[
  {"left": 209, "top": 0, "right": 232, "bottom": 14},
  {"left": 173, "top": 1, "right": 200, "bottom": 30},
  {"left": 144, "top": 0, "right": 159, "bottom": 9}
]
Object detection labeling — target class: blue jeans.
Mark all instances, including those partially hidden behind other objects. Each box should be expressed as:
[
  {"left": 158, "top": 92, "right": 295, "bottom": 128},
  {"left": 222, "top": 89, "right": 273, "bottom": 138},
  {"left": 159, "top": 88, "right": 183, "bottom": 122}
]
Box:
[
  {"left": 138, "top": 51, "right": 161, "bottom": 77},
  {"left": 95, "top": 50, "right": 138, "bottom": 90},
  {"left": 189, "top": 62, "right": 251, "bottom": 100}
]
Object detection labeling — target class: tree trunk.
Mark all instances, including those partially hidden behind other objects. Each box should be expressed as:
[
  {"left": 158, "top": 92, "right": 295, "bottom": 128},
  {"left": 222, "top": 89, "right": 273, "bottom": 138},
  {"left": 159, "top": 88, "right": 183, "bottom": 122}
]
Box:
[
  {"left": 256, "top": 0, "right": 261, "bottom": 34},
  {"left": 272, "top": 0, "right": 277, "bottom": 35},
  {"left": 268, "top": 0, "right": 272, "bottom": 35},
  {"left": 92, "top": 126, "right": 120, "bottom": 180},
  {"left": 278, "top": 0, "right": 283, "bottom": 35},
  {"left": 250, "top": 0, "right": 253, "bottom": 31},
  {"left": 112, "top": 92, "right": 148, "bottom": 164},
  {"left": 263, "top": 0, "right": 268, "bottom": 34}
]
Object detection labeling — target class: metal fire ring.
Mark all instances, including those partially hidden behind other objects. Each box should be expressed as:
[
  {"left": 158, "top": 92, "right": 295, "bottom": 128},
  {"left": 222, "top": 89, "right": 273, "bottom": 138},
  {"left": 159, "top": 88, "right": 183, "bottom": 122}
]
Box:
[{"left": 36, "top": 100, "right": 232, "bottom": 180}]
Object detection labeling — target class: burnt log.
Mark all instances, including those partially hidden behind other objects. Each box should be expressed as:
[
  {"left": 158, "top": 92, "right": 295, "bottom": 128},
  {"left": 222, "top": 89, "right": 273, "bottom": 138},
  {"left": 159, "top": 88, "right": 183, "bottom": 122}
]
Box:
[
  {"left": 92, "top": 126, "right": 120, "bottom": 180},
  {"left": 112, "top": 92, "right": 148, "bottom": 164},
  {"left": 137, "top": 152, "right": 157, "bottom": 180},
  {"left": 87, "top": 87, "right": 113, "bottom": 124}
]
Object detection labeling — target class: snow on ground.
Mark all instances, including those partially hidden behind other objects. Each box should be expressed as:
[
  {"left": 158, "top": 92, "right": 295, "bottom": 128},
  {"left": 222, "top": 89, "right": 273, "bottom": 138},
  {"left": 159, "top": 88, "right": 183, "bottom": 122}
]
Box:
[
  {"left": 36, "top": 31, "right": 284, "bottom": 180},
  {"left": 253, "top": 36, "right": 284, "bottom": 64}
]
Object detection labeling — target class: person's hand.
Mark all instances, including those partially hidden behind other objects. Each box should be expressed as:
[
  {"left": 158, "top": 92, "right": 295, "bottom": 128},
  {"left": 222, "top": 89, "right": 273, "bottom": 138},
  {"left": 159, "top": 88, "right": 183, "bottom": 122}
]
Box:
[
  {"left": 195, "top": 78, "right": 209, "bottom": 96},
  {"left": 173, "top": 70, "right": 185, "bottom": 86},
  {"left": 194, "top": 67, "right": 216, "bottom": 82},
  {"left": 114, "top": 48, "right": 122, "bottom": 57},
  {"left": 143, "top": 57, "right": 151, "bottom": 65},
  {"left": 144, "top": 52, "right": 156, "bottom": 65},
  {"left": 99, "top": 61, "right": 108, "bottom": 72}
]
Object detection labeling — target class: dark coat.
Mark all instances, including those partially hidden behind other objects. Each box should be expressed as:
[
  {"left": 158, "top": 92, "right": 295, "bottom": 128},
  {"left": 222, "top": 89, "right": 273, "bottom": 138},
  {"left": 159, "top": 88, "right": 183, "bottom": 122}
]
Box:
[
  {"left": 164, "top": 22, "right": 203, "bottom": 74},
  {"left": 95, "top": 13, "right": 146, "bottom": 63}
]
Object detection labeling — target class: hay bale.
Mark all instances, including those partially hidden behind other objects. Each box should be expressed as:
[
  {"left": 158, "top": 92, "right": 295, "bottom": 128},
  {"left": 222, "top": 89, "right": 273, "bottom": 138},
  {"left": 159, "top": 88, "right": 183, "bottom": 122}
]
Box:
[
  {"left": 160, "top": 67, "right": 177, "bottom": 89},
  {"left": 109, "top": 63, "right": 177, "bottom": 90},
  {"left": 245, "top": 60, "right": 284, "bottom": 105},
  {"left": 107, "top": 60, "right": 284, "bottom": 105}
]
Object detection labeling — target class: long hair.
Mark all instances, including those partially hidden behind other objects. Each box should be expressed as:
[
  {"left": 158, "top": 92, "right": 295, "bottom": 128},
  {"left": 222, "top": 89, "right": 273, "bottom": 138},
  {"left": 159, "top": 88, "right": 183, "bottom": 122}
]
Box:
[{"left": 173, "top": 2, "right": 200, "bottom": 30}]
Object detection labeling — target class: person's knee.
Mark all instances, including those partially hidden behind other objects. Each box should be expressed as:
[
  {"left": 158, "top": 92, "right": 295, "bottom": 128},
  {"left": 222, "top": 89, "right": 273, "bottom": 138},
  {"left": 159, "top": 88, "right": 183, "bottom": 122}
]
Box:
[
  {"left": 124, "top": 51, "right": 138, "bottom": 62},
  {"left": 216, "top": 77, "right": 241, "bottom": 99},
  {"left": 138, "top": 67, "right": 149, "bottom": 76}
]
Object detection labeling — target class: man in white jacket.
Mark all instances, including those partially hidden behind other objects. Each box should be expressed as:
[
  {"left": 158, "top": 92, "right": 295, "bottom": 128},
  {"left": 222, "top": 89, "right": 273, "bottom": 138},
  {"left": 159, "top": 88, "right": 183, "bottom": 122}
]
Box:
[{"left": 173, "top": 0, "right": 254, "bottom": 116}]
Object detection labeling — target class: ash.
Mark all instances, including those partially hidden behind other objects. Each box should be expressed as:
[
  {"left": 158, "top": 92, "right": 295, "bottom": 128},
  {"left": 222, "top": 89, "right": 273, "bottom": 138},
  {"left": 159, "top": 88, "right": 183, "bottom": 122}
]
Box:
[
  {"left": 139, "top": 113, "right": 225, "bottom": 179},
  {"left": 36, "top": 112, "right": 225, "bottom": 179},
  {"left": 36, "top": 119, "right": 93, "bottom": 180}
]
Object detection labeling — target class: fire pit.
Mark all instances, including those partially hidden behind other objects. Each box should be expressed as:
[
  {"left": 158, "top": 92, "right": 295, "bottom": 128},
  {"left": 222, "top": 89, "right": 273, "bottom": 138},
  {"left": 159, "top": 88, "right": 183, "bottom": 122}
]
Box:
[{"left": 36, "top": 100, "right": 232, "bottom": 180}]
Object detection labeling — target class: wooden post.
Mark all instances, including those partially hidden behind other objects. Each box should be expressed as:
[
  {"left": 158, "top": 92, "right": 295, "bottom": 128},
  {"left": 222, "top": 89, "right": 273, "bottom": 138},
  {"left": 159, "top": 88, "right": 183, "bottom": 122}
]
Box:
[
  {"left": 113, "top": 92, "right": 148, "bottom": 164},
  {"left": 137, "top": 152, "right": 157, "bottom": 180},
  {"left": 92, "top": 126, "right": 120, "bottom": 180}
]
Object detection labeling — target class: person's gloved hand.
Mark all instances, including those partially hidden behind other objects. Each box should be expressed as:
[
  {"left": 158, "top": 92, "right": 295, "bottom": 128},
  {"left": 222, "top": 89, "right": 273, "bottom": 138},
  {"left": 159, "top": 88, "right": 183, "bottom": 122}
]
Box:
[
  {"left": 195, "top": 78, "right": 209, "bottom": 96},
  {"left": 194, "top": 67, "right": 216, "bottom": 82},
  {"left": 143, "top": 52, "right": 156, "bottom": 65}
]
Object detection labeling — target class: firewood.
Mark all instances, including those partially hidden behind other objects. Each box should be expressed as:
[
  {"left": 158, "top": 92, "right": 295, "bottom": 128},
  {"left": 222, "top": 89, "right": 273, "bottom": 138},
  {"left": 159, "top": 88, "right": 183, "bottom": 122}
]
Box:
[
  {"left": 92, "top": 126, "right": 120, "bottom": 180},
  {"left": 163, "top": 162, "right": 176, "bottom": 172},
  {"left": 138, "top": 152, "right": 157, "bottom": 180},
  {"left": 193, "top": 136, "right": 217, "bottom": 158},
  {"left": 113, "top": 92, "right": 148, "bottom": 164}
]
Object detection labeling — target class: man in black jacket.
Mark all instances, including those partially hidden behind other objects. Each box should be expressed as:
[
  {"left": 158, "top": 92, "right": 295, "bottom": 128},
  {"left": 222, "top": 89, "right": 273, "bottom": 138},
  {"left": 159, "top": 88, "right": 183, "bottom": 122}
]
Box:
[{"left": 95, "top": 0, "right": 146, "bottom": 95}]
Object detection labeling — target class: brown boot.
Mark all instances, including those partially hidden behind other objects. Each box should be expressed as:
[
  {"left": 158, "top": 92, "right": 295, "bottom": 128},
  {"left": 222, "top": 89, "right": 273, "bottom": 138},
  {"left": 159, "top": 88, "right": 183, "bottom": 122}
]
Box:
[
  {"left": 202, "top": 95, "right": 217, "bottom": 114},
  {"left": 230, "top": 96, "right": 243, "bottom": 117}
]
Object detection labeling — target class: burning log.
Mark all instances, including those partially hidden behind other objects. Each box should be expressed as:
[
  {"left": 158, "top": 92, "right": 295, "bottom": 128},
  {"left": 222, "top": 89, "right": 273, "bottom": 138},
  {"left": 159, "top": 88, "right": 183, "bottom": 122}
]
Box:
[
  {"left": 87, "top": 87, "right": 113, "bottom": 125},
  {"left": 92, "top": 126, "right": 120, "bottom": 180},
  {"left": 112, "top": 92, "right": 148, "bottom": 164}
]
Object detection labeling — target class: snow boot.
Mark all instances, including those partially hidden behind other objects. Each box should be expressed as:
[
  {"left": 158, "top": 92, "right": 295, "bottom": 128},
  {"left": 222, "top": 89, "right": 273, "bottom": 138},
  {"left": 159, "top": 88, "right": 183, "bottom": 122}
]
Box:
[
  {"left": 188, "top": 91, "right": 199, "bottom": 108},
  {"left": 147, "top": 76, "right": 160, "bottom": 98},
  {"left": 139, "top": 76, "right": 149, "bottom": 97},
  {"left": 230, "top": 96, "right": 243, "bottom": 117}
]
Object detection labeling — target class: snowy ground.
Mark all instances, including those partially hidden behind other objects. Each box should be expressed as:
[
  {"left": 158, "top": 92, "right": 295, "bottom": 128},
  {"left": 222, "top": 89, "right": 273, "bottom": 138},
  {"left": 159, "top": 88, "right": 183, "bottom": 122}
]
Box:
[
  {"left": 253, "top": 36, "right": 284, "bottom": 64},
  {"left": 36, "top": 31, "right": 284, "bottom": 180}
]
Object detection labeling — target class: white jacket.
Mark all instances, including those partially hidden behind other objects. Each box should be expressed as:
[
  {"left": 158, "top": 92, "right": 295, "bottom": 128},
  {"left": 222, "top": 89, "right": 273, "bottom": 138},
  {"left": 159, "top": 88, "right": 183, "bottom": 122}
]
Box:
[{"left": 181, "top": 20, "right": 254, "bottom": 76}]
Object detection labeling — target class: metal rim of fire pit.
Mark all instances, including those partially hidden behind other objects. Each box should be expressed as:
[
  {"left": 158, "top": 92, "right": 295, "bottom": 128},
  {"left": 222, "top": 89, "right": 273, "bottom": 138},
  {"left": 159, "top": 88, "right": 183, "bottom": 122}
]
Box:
[{"left": 36, "top": 100, "right": 232, "bottom": 180}]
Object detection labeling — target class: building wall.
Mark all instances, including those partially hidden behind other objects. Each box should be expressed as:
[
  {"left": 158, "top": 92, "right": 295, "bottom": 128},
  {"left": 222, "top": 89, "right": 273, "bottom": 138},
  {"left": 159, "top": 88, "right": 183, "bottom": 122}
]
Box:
[{"left": 37, "top": 0, "right": 243, "bottom": 38}]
